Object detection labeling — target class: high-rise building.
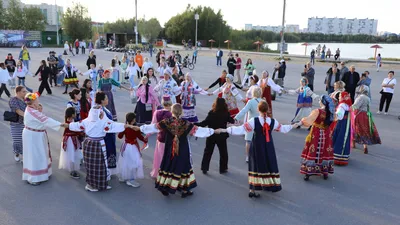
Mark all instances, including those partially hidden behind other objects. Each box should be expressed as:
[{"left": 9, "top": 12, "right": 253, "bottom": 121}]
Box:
[
  {"left": 244, "top": 24, "right": 300, "bottom": 33},
  {"left": 307, "top": 17, "right": 378, "bottom": 35}
]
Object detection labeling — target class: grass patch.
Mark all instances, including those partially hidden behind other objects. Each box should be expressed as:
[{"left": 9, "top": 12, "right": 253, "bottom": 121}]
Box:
[{"left": 368, "top": 57, "right": 400, "bottom": 61}]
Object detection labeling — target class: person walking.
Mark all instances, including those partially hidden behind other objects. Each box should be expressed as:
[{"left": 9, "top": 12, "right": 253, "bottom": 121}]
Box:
[
  {"left": 74, "top": 39, "right": 80, "bottom": 55},
  {"left": 216, "top": 48, "right": 223, "bottom": 66},
  {"left": 376, "top": 53, "right": 382, "bottom": 72},
  {"left": 19, "top": 45, "right": 31, "bottom": 73},
  {"left": 342, "top": 65, "right": 360, "bottom": 103},
  {"left": 192, "top": 47, "right": 198, "bottom": 64},
  {"left": 8, "top": 86, "right": 27, "bottom": 162},
  {"left": 34, "top": 60, "right": 52, "bottom": 95},
  {"left": 242, "top": 59, "right": 256, "bottom": 87},
  {"left": 378, "top": 71, "right": 396, "bottom": 115},
  {"left": 135, "top": 51, "right": 144, "bottom": 79},
  {"left": 0, "top": 63, "right": 11, "bottom": 98},
  {"left": 149, "top": 42, "right": 154, "bottom": 57},
  {"left": 301, "top": 62, "right": 315, "bottom": 91},
  {"left": 5, "top": 53, "right": 16, "bottom": 89},
  {"left": 81, "top": 40, "right": 86, "bottom": 54},
  {"left": 47, "top": 51, "right": 59, "bottom": 87},
  {"left": 235, "top": 53, "right": 242, "bottom": 84},
  {"left": 13, "top": 59, "right": 33, "bottom": 93},
  {"left": 310, "top": 49, "right": 315, "bottom": 65},
  {"left": 86, "top": 51, "right": 97, "bottom": 70},
  {"left": 196, "top": 98, "right": 235, "bottom": 174}
]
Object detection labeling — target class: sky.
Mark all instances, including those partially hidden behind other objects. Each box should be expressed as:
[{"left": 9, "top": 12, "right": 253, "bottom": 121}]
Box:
[{"left": 22, "top": 0, "right": 400, "bottom": 33}]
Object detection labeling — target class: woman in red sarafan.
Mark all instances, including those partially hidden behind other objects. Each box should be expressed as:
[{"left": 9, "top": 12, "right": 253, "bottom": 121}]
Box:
[
  {"left": 297, "top": 94, "right": 335, "bottom": 181},
  {"left": 351, "top": 85, "right": 381, "bottom": 154}
]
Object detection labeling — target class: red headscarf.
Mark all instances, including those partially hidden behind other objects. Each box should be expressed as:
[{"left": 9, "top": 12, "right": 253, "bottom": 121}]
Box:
[{"left": 339, "top": 92, "right": 352, "bottom": 106}]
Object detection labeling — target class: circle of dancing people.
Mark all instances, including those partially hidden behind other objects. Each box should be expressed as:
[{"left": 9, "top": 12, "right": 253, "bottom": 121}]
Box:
[{"left": 5, "top": 48, "right": 387, "bottom": 200}]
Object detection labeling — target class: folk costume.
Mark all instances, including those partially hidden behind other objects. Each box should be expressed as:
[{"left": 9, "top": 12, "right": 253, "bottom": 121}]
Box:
[
  {"left": 289, "top": 83, "right": 319, "bottom": 123},
  {"left": 103, "top": 107, "right": 118, "bottom": 173},
  {"left": 153, "top": 75, "right": 181, "bottom": 104},
  {"left": 180, "top": 79, "right": 208, "bottom": 122},
  {"left": 98, "top": 73, "right": 121, "bottom": 121},
  {"left": 212, "top": 74, "right": 243, "bottom": 117},
  {"left": 117, "top": 127, "right": 148, "bottom": 181},
  {"left": 23, "top": 102, "right": 62, "bottom": 183},
  {"left": 299, "top": 95, "right": 335, "bottom": 179},
  {"left": 227, "top": 116, "right": 293, "bottom": 192},
  {"left": 258, "top": 75, "right": 283, "bottom": 117},
  {"left": 59, "top": 121, "right": 82, "bottom": 172},
  {"left": 140, "top": 117, "right": 214, "bottom": 195},
  {"left": 62, "top": 63, "right": 80, "bottom": 92},
  {"left": 149, "top": 104, "right": 172, "bottom": 178},
  {"left": 68, "top": 106, "right": 126, "bottom": 191},
  {"left": 332, "top": 92, "right": 352, "bottom": 165},
  {"left": 135, "top": 83, "right": 160, "bottom": 124}
]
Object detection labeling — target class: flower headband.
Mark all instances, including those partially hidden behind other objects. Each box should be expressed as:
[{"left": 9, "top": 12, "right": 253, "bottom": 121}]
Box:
[{"left": 25, "top": 93, "right": 38, "bottom": 103}]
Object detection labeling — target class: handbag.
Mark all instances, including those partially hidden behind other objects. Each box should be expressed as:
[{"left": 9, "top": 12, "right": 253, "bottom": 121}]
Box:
[
  {"left": 145, "top": 103, "right": 153, "bottom": 111},
  {"left": 380, "top": 78, "right": 394, "bottom": 94},
  {"left": 3, "top": 111, "right": 19, "bottom": 122}
]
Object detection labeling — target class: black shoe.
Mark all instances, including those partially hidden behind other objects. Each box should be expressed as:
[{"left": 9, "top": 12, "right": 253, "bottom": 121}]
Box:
[
  {"left": 70, "top": 172, "right": 80, "bottom": 179},
  {"left": 202, "top": 170, "right": 207, "bottom": 174},
  {"left": 304, "top": 175, "right": 310, "bottom": 181},
  {"left": 248, "top": 192, "right": 260, "bottom": 198},
  {"left": 219, "top": 170, "right": 228, "bottom": 174},
  {"left": 307, "top": 126, "right": 312, "bottom": 131},
  {"left": 323, "top": 174, "right": 328, "bottom": 180},
  {"left": 161, "top": 190, "right": 169, "bottom": 196},
  {"left": 181, "top": 191, "right": 193, "bottom": 198},
  {"left": 62, "top": 92, "right": 67, "bottom": 94}
]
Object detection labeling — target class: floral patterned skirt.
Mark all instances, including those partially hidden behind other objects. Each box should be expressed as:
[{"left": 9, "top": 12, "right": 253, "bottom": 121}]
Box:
[{"left": 353, "top": 110, "right": 381, "bottom": 145}]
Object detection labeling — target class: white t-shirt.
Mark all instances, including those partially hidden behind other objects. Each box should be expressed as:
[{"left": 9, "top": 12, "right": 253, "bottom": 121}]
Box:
[{"left": 382, "top": 77, "right": 396, "bottom": 94}]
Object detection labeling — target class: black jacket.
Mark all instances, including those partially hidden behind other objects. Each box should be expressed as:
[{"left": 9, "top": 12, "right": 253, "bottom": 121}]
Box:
[
  {"left": 86, "top": 55, "right": 97, "bottom": 68},
  {"left": 5, "top": 58, "right": 16, "bottom": 72},
  {"left": 35, "top": 66, "right": 51, "bottom": 81},
  {"left": 208, "top": 77, "right": 242, "bottom": 89},
  {"left": 325, "top": 68, "right": 341, "bottom": 90},
  {"left": 227, "top": 58, "right": 236, "bottom": 74},
  {"left": 341, "top": 71, "right": 360, "bottom": 92},
  {"left": 195, "top": 110, "right": 234, "bottom": 138}
]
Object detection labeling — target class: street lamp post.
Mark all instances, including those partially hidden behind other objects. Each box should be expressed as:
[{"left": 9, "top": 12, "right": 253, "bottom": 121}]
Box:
[
  {"left": 279, "top": 0, "right": 286, "bottom": 58},
  {"left": 55, "top": 0, "right": 59, "bottom": 45},
  {"left": 195, "top": 13, "right": 199, "bottom": 48},
  {"left": 135, "top": 0, "right": 138, "bottom": 45}
]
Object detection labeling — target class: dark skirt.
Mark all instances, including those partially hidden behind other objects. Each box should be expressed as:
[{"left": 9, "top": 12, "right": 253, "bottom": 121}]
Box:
[
  {"left": 83, "top": 138, "right": 108, "bottom": 190},
  {"left": 249, "top": 118, "right": 281, "bottom": 192},
  {"left": 134, "top": 101, "right": 152, "bottom": 124},
  {"left": 104, "top": 133, "right": 117, "bottom": 169},
  {"left": 333, "top": 112, "right": 351, "bottom": 165},
  {"left": 155, "top": 134, "right": 197, "bottom": 194}
]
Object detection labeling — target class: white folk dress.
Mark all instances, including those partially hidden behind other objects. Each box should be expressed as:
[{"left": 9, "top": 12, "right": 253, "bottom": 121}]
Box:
[{"left": 22, "top": 106, "right": 61, "bottom": 183}]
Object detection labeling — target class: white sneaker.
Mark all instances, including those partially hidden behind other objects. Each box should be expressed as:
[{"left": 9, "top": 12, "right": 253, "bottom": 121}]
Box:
[
  {"left": 377, "top": 111, "right": 381, "bottom": 114},
  {"left": 126, "top": 180, "right": 141, "bottom": 188},
  {"left": 106, "top": 185, "right": 112, "bottom": 190},
  {"left": 384, "top": 112, "right": 388, "bottom": 115},
  {"left": 14, "top": 154, "right": 20, "bottom": 162},
  {"left": 119, "top": 177, "right": 125, "bottom": 182},
  {"left": 246, "top": 156, "right": 249, "bottom": 163},
  {"left": 85, "top": 184, "right": 98, "bottom": 192}
]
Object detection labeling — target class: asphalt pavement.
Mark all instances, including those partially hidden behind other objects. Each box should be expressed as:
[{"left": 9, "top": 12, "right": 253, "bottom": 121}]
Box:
[{"left": 0, "top": 47, "right": 399, "bottom": 225}]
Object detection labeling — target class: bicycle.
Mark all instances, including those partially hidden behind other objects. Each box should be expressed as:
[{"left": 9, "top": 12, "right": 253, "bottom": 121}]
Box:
[{"left": 182, "top": 55, "right": 195, "bottom": 70}]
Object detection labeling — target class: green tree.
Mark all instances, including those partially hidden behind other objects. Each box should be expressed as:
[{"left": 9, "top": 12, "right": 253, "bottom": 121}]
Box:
[
  {"left": 3, "top": 0, "right": 24, "bottom": 30},
  {"left": 137, "top": 18, "right": 162, "bottom": 42},
  {"left": 61, "top": 3, "right": 92, "bottom": 40},
  {"left": 0, "top": 0, "right": 5, "bottom": 29},
  {"left": 22, "top": 6, "right": 46, "bottom": 31}
]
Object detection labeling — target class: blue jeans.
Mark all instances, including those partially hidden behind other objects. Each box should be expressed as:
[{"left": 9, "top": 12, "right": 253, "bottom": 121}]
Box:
[
  {"left": 22, "top": 60, "right": 29, "bottom": 71},
  {"left": 17, "top": 78, "right": 33, "bottom": 93},
  {"left": 149, "top": 48, "right": 153, "bottom": 57},
  {"left": 91, "top": 78, "right": 97, "bottom": 92},
  {"left": 57, "top": 72, "right": 64, "bottom": 86},
  {"left": 327, "top": 86, "right": 334, "bottom": 94},
  {"left": 216, "top": 57, "right": 221, "bottom": 66}
]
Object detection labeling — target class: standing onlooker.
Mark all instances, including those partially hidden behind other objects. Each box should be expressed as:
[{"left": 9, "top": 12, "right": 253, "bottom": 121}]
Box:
[
  {"left": 86, "top": 50, "right": 97, "bottom": 70},
  {"left": 325, "top": 63, "right": 341, "bottom": 94},
  {"left": 242, "top": 59, "right": 256, "bottom": 87},
  {"left": 142, "top": 57, "right": 153, "bottom": 76},
  {"left": 149, "top": 42, "right": 154, "bottom": 57},
  {"left": 135, "top": 51, "right": 144, "bottom": 79},
  {"left": 355, "top": 71, "right": 371, "bottom": 99},
  {"left": 19, "top": 45, "right": 31, "bottom": 72},
  {"left": 276, "top": 60, "right": 286, "bottom": 87},
  {"left": 339, "top": 61, "right": 349, "bottom": 80},
  {"left": 376, "top": 53, "right": 382, "bottom": 72},
  {"left": 47, "top": 51, "right": 59, "bottom": 87},
  {"left": 0, "top": 63, "right": 11, "bottom": 98},
  {"left": 227, "top": 54, "right": 236, "bottom": 75},
  {"left": 9, "top": 86, "right": 27, "bottom": 162},
  {"left": 34, "top": 60, "right": 52, "bottom": 95},
  {"left": 74, "top": 39, "right": 80, "bottom": 55},
  {"left": 216, "top": 48, "right": 223, "bottom": 66},
  {"left": 5, "top": 53, "right": 16, "bottom": 89},
  {"left": 81, "top": 40, "right": 86, "bottom": 54},
  {"left": 378, "top": 71, "right": 396, "bottom": 115},
  {"left": 235, "top": 53, "right": 242, "bottom": 84},
  {"left": 301, "top": 62, "right": 315, "bottom": 91},
  {"left": 192, "top": 47, "right": 198, "bottom": 64},
  {"left": 63, "top": 41, "right": 69, "bottom": 55},
  {"left": 342, "top": 65, "right": 360, "bottom": 102},
  {"left": 88, "top": 39, "right": 94, "bottom": 52},
  {"left": 68, "top": 42, "right": 75, "bottom": 56},
  {"left": 310, "top": 49, "right": 315, "bottom": 65},
  {"left": 156, "top": 49, "right": 161, "bottom": 66}
]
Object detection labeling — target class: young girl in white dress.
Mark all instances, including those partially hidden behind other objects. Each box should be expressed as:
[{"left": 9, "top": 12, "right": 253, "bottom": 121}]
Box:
[
  {"left": 117, "top": 112, "right": 148, "bottom": 187},
  {"left": 59, "top": 107, "right": 82, "bottom": 179}
]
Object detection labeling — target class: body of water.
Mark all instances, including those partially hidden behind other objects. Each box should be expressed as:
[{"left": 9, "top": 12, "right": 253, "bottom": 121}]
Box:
[{"left": 266, "top": 42, "right": 400, "bottom": 60}]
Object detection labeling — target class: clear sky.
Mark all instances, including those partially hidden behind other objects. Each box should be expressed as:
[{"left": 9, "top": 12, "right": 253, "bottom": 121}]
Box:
[{"left": 22, "top": 0, "right": 399, "bottom": 33}]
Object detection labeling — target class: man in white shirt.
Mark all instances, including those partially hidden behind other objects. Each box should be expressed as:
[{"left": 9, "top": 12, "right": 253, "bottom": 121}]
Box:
[
  {"left": 216, "top": 48, "right": 223, "bottom": 66},
  {"left": 81, "top": 40, "right": 87, "bottom": 54}
]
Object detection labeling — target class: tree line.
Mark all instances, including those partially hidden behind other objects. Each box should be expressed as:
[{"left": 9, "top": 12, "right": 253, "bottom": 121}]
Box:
[{"left": 0, "top": 0, "right": 46, "bottom": 31}]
